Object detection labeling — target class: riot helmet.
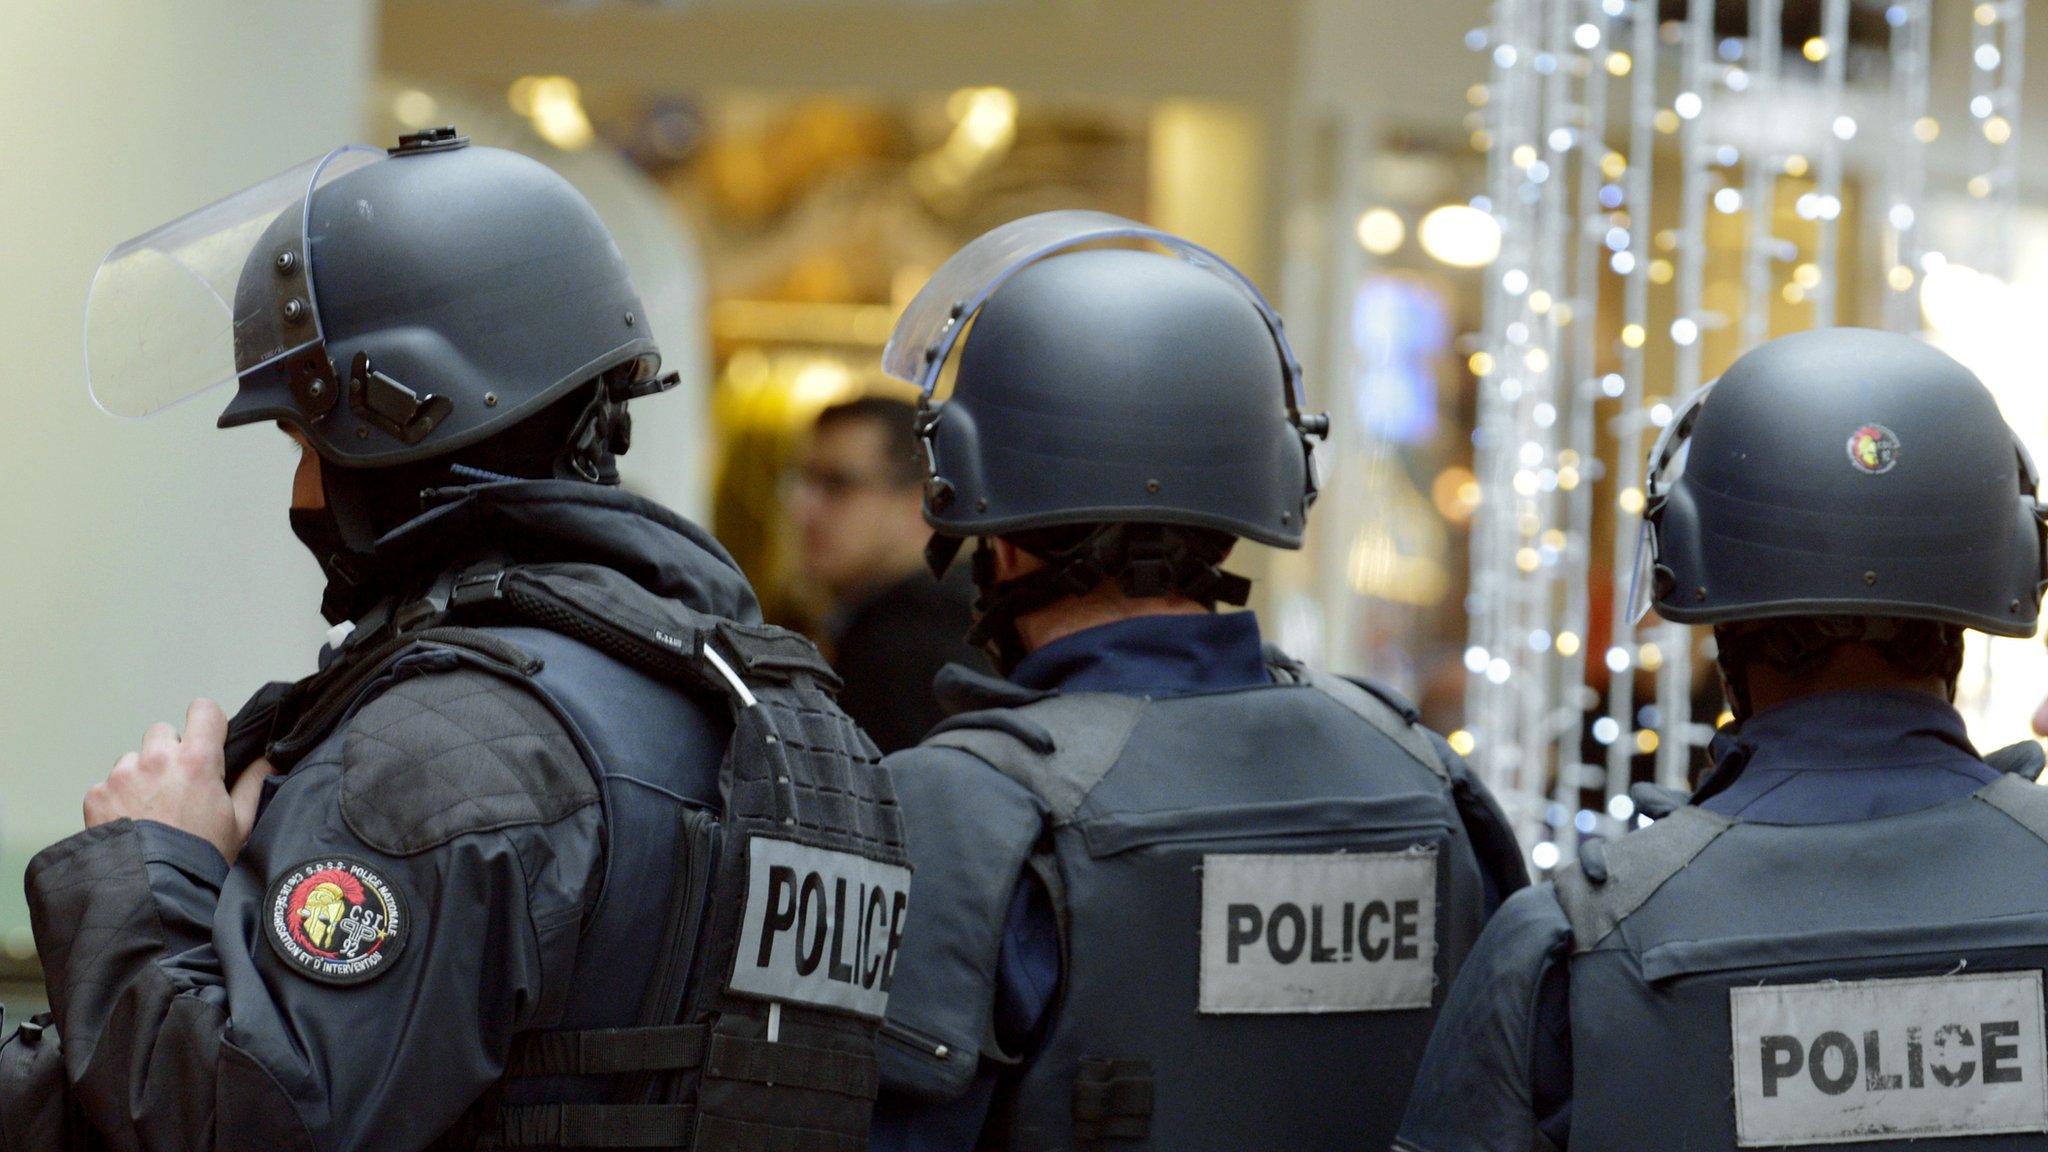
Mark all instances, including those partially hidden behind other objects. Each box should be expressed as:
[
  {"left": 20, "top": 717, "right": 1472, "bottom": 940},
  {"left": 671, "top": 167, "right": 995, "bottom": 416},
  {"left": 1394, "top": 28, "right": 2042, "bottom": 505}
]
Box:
[
  {"left": 1626, "top": 327, "right": 2047, "bottom": 713},
  {"left": 883, "top": 211, "right": 1327, "bottom": 666},
  {"left": 86, "top": 128, "right": 678, "bottom": 615}
]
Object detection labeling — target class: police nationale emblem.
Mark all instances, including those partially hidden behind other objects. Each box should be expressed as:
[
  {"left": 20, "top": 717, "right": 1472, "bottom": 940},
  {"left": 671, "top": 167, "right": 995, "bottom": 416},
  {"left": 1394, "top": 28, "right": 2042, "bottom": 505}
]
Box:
[
  {"left": 266, "top": 856, "right": 406, "bottom": 985},
  {"left": 1847, "top": 423, "right": 1901, "bottom": 475}
]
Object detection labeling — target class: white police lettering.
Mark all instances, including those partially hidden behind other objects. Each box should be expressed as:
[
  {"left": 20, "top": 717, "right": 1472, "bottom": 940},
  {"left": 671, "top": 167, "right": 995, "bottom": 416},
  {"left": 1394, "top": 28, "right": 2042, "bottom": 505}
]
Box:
[
  {"left": 1198, "top": 849, "right": 1437, "bottom": 1014},
  {"left": 729, "top": 837, "right": 912, "bottom": 1021},
  {"left": 1731, "top": 971, "right": 2048, "bottom": 1146}
]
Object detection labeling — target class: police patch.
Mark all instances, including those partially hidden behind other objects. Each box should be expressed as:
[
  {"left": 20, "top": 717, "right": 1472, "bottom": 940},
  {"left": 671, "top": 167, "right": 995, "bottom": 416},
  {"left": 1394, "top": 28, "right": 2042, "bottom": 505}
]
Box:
[
  {"left": 265, "top": 856, "right": 407, "bottom": 985},
  {"left": 1199, "top": 849, "right": 1439, "bottom": 1015},
  {"left": 729, "top": 837, "right": 911, "bottom": 1021},
  {"left": 1731, "top": 970, "right": 2048, "bottom": 1146},
  {"left": 1847, "top": 423, "right": 1900, "bottom": 474}
]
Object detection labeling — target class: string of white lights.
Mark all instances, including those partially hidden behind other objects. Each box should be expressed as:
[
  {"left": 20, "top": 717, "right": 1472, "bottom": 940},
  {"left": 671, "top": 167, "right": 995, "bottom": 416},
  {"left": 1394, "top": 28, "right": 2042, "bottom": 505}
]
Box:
[
  {"left": 1464, "top": 0, "right": 2021, "bottom": 867},
  {"left": 1881, "top": 1, "right": 1931, "bottom": 334}
]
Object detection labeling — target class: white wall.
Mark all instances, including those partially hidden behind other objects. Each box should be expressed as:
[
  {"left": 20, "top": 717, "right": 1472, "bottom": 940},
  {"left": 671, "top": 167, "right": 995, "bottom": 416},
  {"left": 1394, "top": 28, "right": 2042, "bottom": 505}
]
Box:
[{"left": 0, "top": 1, "right": 377, "bottom": 950}]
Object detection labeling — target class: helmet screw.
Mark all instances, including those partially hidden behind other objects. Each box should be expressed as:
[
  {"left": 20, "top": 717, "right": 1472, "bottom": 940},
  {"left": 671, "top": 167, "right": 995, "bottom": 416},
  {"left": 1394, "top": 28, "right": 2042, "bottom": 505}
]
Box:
[
  {"left": 1145, "top": 479, "right": 1161, "bottom": 494},
  {"left": 356, "top": 427, "right": 370, "bottom": 439},
  {"left": 282, "top": 298, "right": 306, "bottom": 322},
  {"left": 484, "top": 392, "right": 498, "bottom": 407},
  {"left": 1282, "top": 512, "right": 1294, "bottom": 525},
  {"left": 2012, "top": 599, "right": 2024, "bottom": 612},
  {"left": 274, "top": 250, "right": 296, "bottom": 274},
  {"left": 307, "top": 380, "right": 324, "bottom": 398},
  {"left": 976, "top": 498, "right": 988, "bottom": 512},
  {"left": 1864, "top": 570, "right": 1878, "bottom": 586},
  {"left": 624, "top": 312, "right": 635, "bottom": 327},
  {"left": 1695, "top": 586, "right": 1708, "bottom": 601}
]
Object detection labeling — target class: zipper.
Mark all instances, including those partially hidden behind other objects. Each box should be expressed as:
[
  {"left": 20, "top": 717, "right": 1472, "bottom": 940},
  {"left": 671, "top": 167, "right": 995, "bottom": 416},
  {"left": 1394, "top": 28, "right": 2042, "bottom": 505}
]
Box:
[{"left": 878, "top": 1018, "right": 955, "bottom": 1062}]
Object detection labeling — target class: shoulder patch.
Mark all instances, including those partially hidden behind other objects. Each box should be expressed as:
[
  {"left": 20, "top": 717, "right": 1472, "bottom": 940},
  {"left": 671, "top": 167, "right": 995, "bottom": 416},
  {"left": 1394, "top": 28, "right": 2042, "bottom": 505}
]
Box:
[
  {"left": 340, "top": 667, "right": 598, "bottom": 856},
  {"left": 266, "top": 855, "right": 407, "bottom": 985}
]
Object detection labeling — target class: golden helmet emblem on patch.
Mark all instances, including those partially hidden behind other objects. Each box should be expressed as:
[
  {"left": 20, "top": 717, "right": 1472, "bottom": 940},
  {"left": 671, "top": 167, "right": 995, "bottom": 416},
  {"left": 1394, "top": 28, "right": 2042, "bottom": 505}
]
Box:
[{"left": 298, "top": 881, "right": 349, "bottom": 950}]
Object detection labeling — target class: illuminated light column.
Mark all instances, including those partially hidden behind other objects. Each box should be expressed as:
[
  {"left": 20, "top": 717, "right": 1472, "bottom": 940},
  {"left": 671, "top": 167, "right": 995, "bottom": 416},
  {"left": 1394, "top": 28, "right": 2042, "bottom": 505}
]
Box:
[{"left": 1463, "top": 0, "right": 2021, "bottom": 865}]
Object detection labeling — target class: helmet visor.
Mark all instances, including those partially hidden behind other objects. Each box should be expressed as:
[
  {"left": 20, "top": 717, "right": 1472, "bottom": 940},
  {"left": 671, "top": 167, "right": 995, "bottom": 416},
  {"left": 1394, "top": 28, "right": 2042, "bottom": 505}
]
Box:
[
  {"left": 1626, "top": 383, "right": 1713, "bottom": 626},
  {"left": 883, "top": 209, "right": 1304, "bottom": 409},
  {"left": 85, "top": 146, "right": 383, "bottom": 418}
]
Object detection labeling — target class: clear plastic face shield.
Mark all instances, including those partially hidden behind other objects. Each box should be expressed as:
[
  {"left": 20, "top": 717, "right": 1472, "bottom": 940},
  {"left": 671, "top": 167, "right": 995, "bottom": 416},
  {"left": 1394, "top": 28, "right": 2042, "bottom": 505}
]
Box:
[
  {"left": 84, "top": 146, "right": 384, "bottom": 419},
  {"left": 1625, "top": 383, "right": 1713, "bottom": 626},
  {"left": 882, "top": 209, "right": 1312, "bottom": 415}
]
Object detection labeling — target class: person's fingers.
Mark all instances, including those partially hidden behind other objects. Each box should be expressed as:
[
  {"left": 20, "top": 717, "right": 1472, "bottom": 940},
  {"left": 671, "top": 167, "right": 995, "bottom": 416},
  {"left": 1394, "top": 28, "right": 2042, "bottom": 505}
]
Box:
[
  {"left": 183, "top": 699, "right": 229, "bottom": 769},
  {"left": 83, "top": 782, "right": 109, "bottom": 827},
  {"left": 2033, "top": 694, "right": 2048, "bottom": 738},
  {"left": 140, "top": 722, "right": 178, "bottom": 764},
  {"left": 231, "top": 757, "right": 273, "bottom": 836}
]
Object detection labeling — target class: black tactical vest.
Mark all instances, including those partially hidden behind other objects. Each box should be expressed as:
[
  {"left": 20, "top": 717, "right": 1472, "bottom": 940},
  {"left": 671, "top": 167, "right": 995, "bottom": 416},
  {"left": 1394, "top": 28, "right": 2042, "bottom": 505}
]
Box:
[
  {"left": 1555, "top": 777, "right": 2048, "bottom": 1152},
  {"left": 923, "top": 660, "right": 1492, "bottom": 1152},
  {"left": 246, "top": 562, "right": 910, "bottom": 1152}
]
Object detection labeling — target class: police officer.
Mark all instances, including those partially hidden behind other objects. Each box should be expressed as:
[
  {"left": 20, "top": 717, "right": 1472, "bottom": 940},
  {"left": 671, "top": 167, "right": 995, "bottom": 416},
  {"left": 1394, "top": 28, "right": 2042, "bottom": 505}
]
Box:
[
  {"left": 2, "top": 128, "right": 908, "bottom": 1152},
  {"left": 867, "top": 212, "right": 1529, "bottom": 1152},
  {"left": 1395, "top": 327, "right": 2048, "bottom": 1152}
]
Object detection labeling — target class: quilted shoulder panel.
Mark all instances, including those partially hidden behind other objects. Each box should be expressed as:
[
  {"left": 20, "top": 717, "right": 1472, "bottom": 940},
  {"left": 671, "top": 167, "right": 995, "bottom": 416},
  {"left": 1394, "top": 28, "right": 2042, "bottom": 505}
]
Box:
[{"left": 340, "top": 667, "right": 599, "bottom": 856}]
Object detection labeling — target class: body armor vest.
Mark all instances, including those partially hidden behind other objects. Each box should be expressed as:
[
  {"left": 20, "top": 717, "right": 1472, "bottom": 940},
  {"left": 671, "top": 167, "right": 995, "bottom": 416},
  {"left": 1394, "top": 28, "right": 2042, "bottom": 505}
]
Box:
[
  {"left": 1555, "top": 776, "right": 2048, "bottom": 1152},
  {"left": 242, "top": 561, "right": 910, "bottom": 1151},
  {"left": 923, "top": 660, "right": 1491, "bottom": 1152}
]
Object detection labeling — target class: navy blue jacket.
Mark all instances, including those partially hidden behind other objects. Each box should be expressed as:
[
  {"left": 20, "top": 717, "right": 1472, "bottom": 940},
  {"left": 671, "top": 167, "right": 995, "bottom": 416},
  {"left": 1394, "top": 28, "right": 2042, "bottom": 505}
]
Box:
[
  {"left": 871, "top": 612, "right": 1272, "bottom": 1152},
  {"left": 1394, "top": 689, "right": 2000, "bottom": 1152}
]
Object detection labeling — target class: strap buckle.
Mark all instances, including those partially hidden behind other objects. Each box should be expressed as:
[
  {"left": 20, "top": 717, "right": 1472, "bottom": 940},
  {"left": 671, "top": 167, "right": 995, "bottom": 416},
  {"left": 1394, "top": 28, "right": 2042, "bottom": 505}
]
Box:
[
  {"left": 451, "top": 568, "right": 507, "bottom": 610},
  {"left": 1072, "top": 1056, "right": 1154, "bottom": 1144}
]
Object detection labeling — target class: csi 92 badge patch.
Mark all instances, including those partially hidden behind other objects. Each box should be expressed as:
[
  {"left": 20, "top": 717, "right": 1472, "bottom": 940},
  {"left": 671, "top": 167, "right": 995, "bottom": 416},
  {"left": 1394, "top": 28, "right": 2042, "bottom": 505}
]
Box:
[
  {"left": 1847, "top": 423, "right": 1901, "bottom": 475},
  {"left": 1730, "top": 970, "right": 2048, "bottom": 1146},
  {"left": 266, "top": 856, "right": 407, "bottom": 985}
]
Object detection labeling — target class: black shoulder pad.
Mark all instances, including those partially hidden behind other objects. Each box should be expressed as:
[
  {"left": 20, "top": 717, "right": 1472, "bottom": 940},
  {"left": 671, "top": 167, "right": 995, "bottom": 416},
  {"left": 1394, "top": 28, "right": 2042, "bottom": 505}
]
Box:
[{"left": 340, "top": 666, "right": 599, "bottom": 856}]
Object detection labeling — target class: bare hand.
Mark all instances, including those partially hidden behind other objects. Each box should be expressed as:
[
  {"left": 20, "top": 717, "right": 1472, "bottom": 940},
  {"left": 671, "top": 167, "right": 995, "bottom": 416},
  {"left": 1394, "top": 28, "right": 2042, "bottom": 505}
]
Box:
[{"left": 86, "top": 700, "right": 270, "bottom": 864}]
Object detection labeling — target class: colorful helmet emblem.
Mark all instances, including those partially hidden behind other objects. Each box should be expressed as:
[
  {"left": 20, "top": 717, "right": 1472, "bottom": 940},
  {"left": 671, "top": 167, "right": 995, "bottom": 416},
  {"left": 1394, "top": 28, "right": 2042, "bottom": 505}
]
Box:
[{"left": 1847, "top": 424, "right": 1900, "bottom": 475}]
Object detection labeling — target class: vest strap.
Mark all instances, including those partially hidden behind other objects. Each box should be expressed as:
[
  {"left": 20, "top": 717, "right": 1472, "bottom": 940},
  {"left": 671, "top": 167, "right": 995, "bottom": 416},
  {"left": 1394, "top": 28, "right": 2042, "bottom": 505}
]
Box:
[
  {"left": 704, "top": 1033, "right": 879, "bottom": 1099},
  {"left": 506, "top": 1025, "right": 708, "bottom": 1077},
  {"left": 1978, "top": 773, "right": 2048, "bottom": 845},
  {"left": 1552, "top": 806, "right": 1733, "bottom": 952},
  {"left": 1071, "top": 1057, "right": 1154, "bottom": 1145},
  {"left": 924, "top": 695, "right": 1146, "bottom": 822},
  {"left": 692, "top": 1114, "right": 864, "bottom": 1152},
  {"left": 1296, "top": 670, "right": 1448, "bottom": 782},
  {"left": 483, "top": 1103, "right": 694, "bottom": 1148}
]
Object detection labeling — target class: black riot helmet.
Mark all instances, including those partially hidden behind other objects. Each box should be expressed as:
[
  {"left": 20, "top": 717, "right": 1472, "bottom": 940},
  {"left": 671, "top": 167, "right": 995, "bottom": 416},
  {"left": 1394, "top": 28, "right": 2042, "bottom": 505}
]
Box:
[
  {"left": 88, "top": 127, "right": 672, "bottom": 469},
  {"left": 1629, "top": 328, "right": 2047, "bottom": 709},
  {"left": 86, "top": 128, "right": 678, "bottom": 614},
  {"left": 883, "top": 212, "right": 1327, "bottom": 666}
]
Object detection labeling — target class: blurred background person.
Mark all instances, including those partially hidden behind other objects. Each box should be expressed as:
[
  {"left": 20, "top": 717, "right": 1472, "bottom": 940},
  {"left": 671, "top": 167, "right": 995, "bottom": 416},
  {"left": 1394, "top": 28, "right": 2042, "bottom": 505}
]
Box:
[{"left": 792, "top": 394, "right": 987, "bottom": 752}]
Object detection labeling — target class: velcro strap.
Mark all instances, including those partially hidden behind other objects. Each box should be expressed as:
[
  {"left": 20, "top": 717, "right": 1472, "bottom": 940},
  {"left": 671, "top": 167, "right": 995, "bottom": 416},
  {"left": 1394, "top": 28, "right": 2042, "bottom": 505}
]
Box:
[
  {"left": 692, "top": 1113, "right": 863, "bottom": 1152},
  {"left": 1073, "top": 1057, "right": 1154, "bottom": 1121},
  {"left": 705, "top": 1033, "right": 879, "bottom": 1099},
  {"left": 487, "top": 1103, "right": 694, "bottom": 1148},
  {"left": 714, "top": 622, "right": 841, "bottom": 687},
  {"left": 507, "top": 1025, "right": 709, "bottom": 1077}
]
